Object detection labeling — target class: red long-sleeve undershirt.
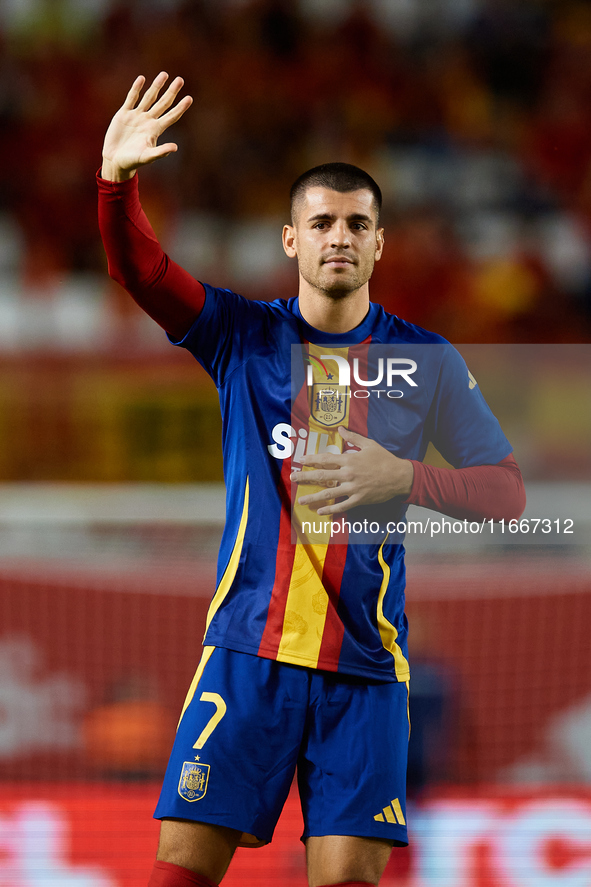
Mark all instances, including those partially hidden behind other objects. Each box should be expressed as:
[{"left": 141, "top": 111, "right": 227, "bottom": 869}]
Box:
[
  {"left": 97, "top": 171, "right": 526, "bottom": 522},
  {"left": 97, "top": 171, "right": 206, "bottom": 340}
]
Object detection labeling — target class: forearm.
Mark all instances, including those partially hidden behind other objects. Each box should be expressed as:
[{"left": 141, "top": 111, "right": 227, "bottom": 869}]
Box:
[
  {"left": 97, "top": 171, "right": 205, "bottom": 339},
  {"left": 405, "top": 454, "right": 526, "bottom": 521}
]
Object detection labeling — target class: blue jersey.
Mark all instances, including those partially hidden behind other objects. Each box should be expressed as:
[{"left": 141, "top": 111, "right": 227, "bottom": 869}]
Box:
[{"left": 173, "top": 287, "right": 511, "bottom": 681}]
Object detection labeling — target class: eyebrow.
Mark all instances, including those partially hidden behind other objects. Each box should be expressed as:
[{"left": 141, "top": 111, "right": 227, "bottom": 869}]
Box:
[{"left": 306, "top": 212, "right": 374, "bottom": 224}]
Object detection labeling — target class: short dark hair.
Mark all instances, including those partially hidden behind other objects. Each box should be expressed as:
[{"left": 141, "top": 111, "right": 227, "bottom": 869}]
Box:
[{"left": 290, "top": 162, "right": 382, "bottom": 223}]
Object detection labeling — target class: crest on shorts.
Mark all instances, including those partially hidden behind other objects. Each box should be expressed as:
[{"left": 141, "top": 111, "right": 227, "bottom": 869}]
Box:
[
  {"left": 310, "top": 384, "right": 348, "bottom": 427},
  {"left": 178, "top": 761, "right": 210, "bottom": 802}
]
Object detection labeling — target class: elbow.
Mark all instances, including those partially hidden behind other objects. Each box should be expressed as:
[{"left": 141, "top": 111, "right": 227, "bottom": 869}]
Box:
[
  {"left": 108, "top": 264, "right": 127, "bottom": 289},
  {"left": 512, "top": 479, "right": 527, "bottom": 520},
  {"left": 105, "top": 252, "right": 131, "bottom": 289},
  {"left": 490, "top": 471, "right": 527, "bottom": 522},
  {"left": 500, "top": 484, "right": 526, "bottom": 522},
  {"left": 107, "top": 261, "right": 154, "bottom": 294},
  {"left": 105, "top": 249, "right": 167, "bottom": 292}
]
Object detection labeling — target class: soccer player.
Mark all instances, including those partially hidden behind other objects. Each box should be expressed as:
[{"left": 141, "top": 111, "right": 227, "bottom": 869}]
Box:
[{"left": 98, "top": 74, "right": 525, "bottom": 887}]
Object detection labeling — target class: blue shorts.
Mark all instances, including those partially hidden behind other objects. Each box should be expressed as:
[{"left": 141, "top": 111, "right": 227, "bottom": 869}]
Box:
[{"left": 154, "top": 646, "right": 409, "bottom": 847}]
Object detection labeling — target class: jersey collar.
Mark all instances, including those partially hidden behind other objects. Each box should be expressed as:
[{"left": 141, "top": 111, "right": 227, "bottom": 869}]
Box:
[{"left": 291, "top": 297, "right": 379, "bottom": 344}]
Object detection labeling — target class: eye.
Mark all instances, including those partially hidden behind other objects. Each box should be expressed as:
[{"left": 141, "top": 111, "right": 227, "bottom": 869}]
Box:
[{"left": 313, "top": 222, "right": 328, "bottom": 230}]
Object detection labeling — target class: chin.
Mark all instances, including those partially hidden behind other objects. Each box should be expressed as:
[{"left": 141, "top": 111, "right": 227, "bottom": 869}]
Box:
[
  {"left": 322, "top": 275, "right": 365, "bottom": 297},
  {"left": 317, "top": 278, "right": 351, "bottom": 294}
]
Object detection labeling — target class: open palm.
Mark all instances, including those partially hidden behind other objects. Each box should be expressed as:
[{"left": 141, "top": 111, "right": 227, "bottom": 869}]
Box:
[{"left": 102, "top": 72, "right": 192, "bottom": 180}]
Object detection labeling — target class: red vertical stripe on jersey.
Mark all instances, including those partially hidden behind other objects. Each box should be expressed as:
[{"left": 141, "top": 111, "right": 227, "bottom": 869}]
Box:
[
  {"left": 315, "top": 542, "right": 348, "bottom": 669},
  {"left": 316, "top": 337, "right": 372, "bottom": 670}
]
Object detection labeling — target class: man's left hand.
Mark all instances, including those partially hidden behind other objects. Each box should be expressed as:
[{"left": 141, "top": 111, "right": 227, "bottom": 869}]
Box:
[{"left": 290, "top": 426, "right": 414, "bottom": 515}]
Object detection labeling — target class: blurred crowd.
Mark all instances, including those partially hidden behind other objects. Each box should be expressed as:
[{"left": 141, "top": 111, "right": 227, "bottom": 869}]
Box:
[{"left": 2, "top": 0, "right": 591, "bottom": 343}]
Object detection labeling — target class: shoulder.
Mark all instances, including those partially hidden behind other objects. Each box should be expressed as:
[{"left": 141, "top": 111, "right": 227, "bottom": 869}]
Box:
[
  {"left": 202, "top": 284, "right": 292, "bottom": 313},
  {"left": 369, "top": 303, "right": 471, "bottom": 385},
  {"left": 369, "top": 302, "right": 448, "bottom": 345},
  {"left": 198, "top": 284, "right": 296, "bottom": 326}
]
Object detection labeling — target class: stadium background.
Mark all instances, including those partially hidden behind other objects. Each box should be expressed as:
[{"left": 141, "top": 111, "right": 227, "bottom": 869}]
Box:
[{"left": 0, "top": 1, "right": 590, "bottom": 885}]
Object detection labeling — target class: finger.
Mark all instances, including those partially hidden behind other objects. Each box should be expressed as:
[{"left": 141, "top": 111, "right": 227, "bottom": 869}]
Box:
[
  {"left": 157, "top": 95, "right": 193, "bottom": 130},
  {"left": 292, "top": 475, "right": 340, "bottom": 489},
  {"left": 299, "top": 485, "right": 349, "bottom": 506},
  {"left": 137, "top": 71, "right": 169, "bottom": 111},
  {"left": 122, "top": 75, "right": 146, "bottom": 110},
  {"left": 292, "top": 469, "right": 341, "bottom": 486},
  {"left": 150, "top": 76, "right": 185, "bottom": 117},
  {"left": 317, "top": 496, "right": 358, "bottom": 516},
  {"left": 338, "top": 425, "right": 373, "bottom": 448},
  {"left": 139, "top": 143, "right": 179, "bottom": 165},
  {"left": 300, "top": 453, "right": 343, "bottom": 469}
]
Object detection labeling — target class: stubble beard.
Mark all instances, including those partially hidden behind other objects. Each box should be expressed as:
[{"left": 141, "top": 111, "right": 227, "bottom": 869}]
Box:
[{"left": 300, "top": 258, "right": 375, "bottom": 301}]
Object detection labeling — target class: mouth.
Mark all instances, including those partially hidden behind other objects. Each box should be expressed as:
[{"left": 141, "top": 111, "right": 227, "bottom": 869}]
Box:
[{"left": 323, "top": 256, "right": 354, "bottom": 268}]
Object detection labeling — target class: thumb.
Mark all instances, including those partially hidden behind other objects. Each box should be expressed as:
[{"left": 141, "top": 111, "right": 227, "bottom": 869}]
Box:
[
  {"left": 146, "top": 142, "right": 178, "bottom": 162},
  {"left": 135, "top": 143, "right": 178, "bottom": 168},
  {"left": 338, "top": 426, "right": 373, "bottom": 448}
]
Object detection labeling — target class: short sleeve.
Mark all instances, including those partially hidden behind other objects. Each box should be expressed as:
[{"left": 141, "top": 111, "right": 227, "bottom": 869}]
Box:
[
  {"left": 169, "top": 284, "right": 272, "bottom": 387},
  {"left": 429, "top": 345, "right": 512, "bottom": 468}
]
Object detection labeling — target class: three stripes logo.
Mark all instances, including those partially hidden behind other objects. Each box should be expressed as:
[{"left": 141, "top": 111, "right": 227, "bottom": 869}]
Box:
[{"left": 374, "top": 798, "right": 406, "bottom": 825}]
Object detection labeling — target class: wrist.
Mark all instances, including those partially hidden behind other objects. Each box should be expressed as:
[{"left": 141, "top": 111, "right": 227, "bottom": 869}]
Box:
[
  {"left": 398, "top": 459, "right": 414, "bottom": 499},
  {"left": 385, "top": 452, "right": 414, "bottom": 500},
  {"left": 101, "top": 159, "right": 136, "bottom": 183},
  {"left": 402, "top": 460, "right": 422, "bottom": 503}
]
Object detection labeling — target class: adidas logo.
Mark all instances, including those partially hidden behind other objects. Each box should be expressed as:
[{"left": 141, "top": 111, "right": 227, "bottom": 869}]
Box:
[{"left": 374, "top": 798, "right": 406, "bottom": 825}]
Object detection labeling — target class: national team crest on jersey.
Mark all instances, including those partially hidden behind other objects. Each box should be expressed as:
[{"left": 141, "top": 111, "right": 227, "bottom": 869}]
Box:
[
  {"left": 178, "top": 761, "right": 210, "bottom": 802},
  {"left": 311, "top": 385, "right": 348, "bottom": 427}
]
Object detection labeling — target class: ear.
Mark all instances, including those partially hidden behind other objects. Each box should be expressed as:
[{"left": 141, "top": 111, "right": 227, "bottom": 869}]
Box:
[
  {"left": 375, "top": 227, "right": 385, "bottom": 262},
  {"left": 282, "top": 224, "right": 297, "bottom": 258}
]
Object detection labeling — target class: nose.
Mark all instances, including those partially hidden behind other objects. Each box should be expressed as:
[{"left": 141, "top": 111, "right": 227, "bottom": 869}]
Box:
[{"left": 331, "top": 222, "right": 350, "bottom": 248}]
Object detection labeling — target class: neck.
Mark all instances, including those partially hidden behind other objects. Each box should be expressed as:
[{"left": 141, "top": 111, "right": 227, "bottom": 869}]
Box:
[{"left": 297, "top": 279, "right": 370, "bottom": 333}]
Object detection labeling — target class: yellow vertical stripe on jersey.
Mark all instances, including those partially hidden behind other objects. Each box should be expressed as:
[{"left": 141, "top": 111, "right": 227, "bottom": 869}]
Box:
[
  {"left": 295, "top": 343, "right": 350, "bottom": 547},
  {"left": 204, "top": 477, "right": 249, "bottom": 635},
  {"left": 377, "top": 539, "right": 410, "bottom": 680},
  {"left": 276, "top": 541, "right": 330, "bottom": 667},
  {"left": 177, "top": 645, "right": 215, "bottom": 728},
  {"left": 280, "top": 338, "right": 349, "bottom": 669}
]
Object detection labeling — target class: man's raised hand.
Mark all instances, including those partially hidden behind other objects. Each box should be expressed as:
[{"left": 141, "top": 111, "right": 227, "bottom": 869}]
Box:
[{"left": 101, "top": 73, "right": 193, "bottom": 182}]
